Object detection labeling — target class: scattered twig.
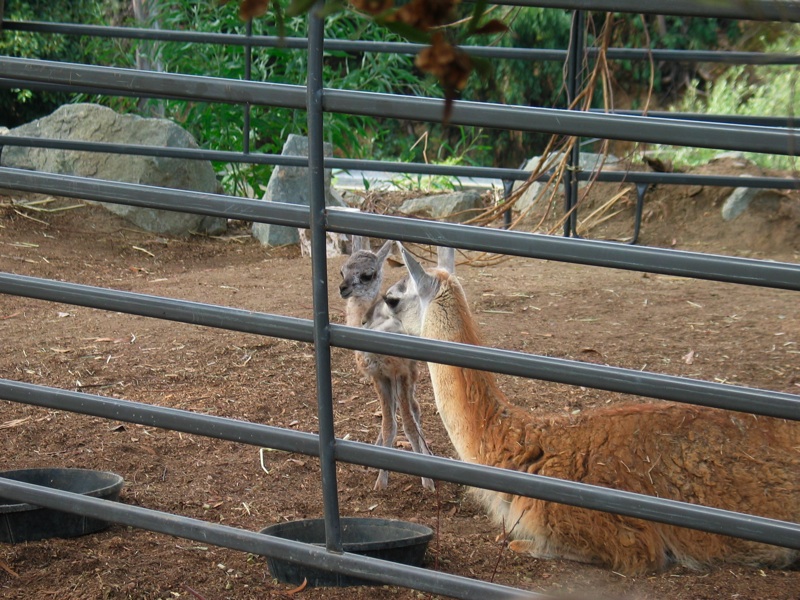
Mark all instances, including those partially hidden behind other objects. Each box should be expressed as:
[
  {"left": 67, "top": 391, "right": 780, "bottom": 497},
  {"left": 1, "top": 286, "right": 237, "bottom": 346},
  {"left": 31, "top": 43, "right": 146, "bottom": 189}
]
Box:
[
  {"left": 14, "top": 198, "right": 85, "bottom": 213},
  {"left": 132, "top": 246, "right": 156, "bottom": 258},
  {"left": 183, "top": 585, "right": 208, "bottom": 600},
  {"left": 12, "top": 208, "right": 49, "bottom": 225},
  {"left": 490, "top": 511, "right": 527, "bottom": 584},
  {"left": 0, "top": 416, "right": 32, "bottom": 430},
  {"left": 0, "top": 557, "right": 19, "bottom": 578},
  {"left": 574, "top": 187, "right": 632, "bottom": 236},
  {"left": 285, "top": 578, "right": 308, "bottom": 595},
  {"left": 259, "top": 447, "right": 271, "bottom": 474},
  {"left": 209, "top": 234, "right": 251, "bottom": 244}
]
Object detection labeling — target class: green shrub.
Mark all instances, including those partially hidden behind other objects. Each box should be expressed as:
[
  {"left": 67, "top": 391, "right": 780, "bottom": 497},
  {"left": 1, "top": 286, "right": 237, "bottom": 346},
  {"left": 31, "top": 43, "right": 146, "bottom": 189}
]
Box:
[
  {"left": 77, "top": 0, "right": 444, "bottom": 195},
  {"left": 0, "top": 0, "right": 106, "bottom": 125},
  {"left": 651, "top": 30, "right": 798, "bottom": 171}
]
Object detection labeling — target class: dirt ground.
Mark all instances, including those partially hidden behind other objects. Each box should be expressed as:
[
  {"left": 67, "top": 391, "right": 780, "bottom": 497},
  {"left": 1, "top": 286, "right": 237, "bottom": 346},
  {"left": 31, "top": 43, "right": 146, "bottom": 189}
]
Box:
[{"left": 1, "top": 159, "right": 799, "bottom": 600}]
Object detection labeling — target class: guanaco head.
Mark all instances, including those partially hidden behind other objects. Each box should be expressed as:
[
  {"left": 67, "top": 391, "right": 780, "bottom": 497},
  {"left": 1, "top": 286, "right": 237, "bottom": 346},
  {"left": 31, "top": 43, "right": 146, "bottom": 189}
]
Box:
[
  {"left": 339, "top": 237, "right": 393, "bottom": 301},
  {"left": 383, "top": 243, "right": 456, "bottom": 335},
  {"left": 399, "top": 243, "right": 481, "bottom": 346},
  {"left": 400, "top": 245, "right": 444, "bottom": 317},
  {"left": 382, "top": 274, "right": 421, "bottom": 335}
]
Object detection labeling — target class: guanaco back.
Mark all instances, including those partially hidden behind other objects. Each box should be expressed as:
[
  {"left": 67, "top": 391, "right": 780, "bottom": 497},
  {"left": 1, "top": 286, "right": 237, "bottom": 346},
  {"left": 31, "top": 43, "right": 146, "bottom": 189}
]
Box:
[{"left": 399, "top": 245, "right": 799, "bottom": 575}]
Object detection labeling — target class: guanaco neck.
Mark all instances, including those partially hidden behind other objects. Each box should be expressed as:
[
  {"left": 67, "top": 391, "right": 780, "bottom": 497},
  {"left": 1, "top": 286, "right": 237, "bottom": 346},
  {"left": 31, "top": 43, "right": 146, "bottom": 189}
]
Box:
[
  {"left": 423, "top": 278, "right": 509, "bottom": 463},
  {"left": 345, "top": 295, "right": 374, "bottom": 328}
]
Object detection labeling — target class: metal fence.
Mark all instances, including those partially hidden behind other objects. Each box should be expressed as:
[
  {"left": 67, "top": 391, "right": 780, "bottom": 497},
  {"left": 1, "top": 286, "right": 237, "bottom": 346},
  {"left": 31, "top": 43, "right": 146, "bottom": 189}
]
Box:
[{"left": 1, "top": 1, "right": 799, "bottom": 598}]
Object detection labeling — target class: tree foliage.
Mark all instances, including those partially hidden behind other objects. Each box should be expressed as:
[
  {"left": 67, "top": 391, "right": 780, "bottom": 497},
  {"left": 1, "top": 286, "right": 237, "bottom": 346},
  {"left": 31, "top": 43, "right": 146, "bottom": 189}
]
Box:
[
  {"left": 3, "top": 1, "right": 791, "bottom": 194},
  {"left": 652, "top": 29, "right": 799, "bottom": 171},
  {"left": 0, "top": 0, "right": 107, "bottom": 125},
  {"left": 77, "top": 0, "right": 450, "bottom": 194}
]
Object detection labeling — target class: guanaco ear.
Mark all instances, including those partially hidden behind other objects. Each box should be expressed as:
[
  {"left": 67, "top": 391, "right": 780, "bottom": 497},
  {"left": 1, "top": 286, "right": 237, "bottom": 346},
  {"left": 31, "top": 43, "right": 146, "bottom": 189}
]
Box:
[
  {"left": 351, "top": 235, "right": 365, "bottom": 253},
  {"left": 401, "top": 245, "right": 439, "bottom": 307},
  {"left": 436, "top": 246, "right": 455, "bottom": 274},
  {"left": 375, "top": 239, "right": 393, "bottom": 266}
]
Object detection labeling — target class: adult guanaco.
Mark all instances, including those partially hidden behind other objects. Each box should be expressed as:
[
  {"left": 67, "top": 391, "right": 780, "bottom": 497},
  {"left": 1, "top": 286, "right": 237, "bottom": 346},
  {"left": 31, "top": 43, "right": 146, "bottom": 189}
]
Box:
[{"left": 396, "top": 245, "right": 798, "bottom": 575}]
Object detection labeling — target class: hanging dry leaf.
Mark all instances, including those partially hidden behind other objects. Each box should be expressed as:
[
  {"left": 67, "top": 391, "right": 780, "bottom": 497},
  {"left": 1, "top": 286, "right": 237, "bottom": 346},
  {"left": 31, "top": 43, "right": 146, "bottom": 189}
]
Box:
[
  {"left": 471, "top": 19, "right": 508, "bottom": 35},
  {"left": 415, "top": 31, "right": 472, "bottom": 123},
  {"left": 237, "top": 0, "right": 270, "bottom": 20},
  {"left": 232, "top": 0, "right": 507, "bottom": 126},
  {"left": 393, "top": 0, "right": 459, "bottom": 31},
  {"left": 415, "top": 33, "right": 472, "bottom": 91},
  {"left": 350, "top": 0, "right": 394, "bottom": 15}
]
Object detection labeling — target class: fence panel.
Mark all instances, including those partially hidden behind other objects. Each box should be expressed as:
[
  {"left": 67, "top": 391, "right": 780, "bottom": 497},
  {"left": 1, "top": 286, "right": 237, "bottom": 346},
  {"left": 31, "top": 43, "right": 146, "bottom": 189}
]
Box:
[{"left": 1, "top": 2, "right": 798, "bottom": 598}]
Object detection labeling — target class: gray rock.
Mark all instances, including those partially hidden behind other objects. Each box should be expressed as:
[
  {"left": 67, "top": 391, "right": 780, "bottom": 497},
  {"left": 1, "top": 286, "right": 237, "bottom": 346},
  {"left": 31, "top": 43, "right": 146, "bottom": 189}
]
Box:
[
  {"left": 521, "top": 151, "right": 621, "bottom": 178},
  {"left": 397, "top": 190, "right": 484, "bottom": 223},
  {"left": 252, "top": 134, "right": 345, "bottom": 247},
  {"left": 722, "top": 175, "right": 782, "bottom": 221},
  {"left": 712, "top": 152, "right": 753, "bottom": 169},
  {"left": 511, "top": 181, "right": 546, "bottom": 217},
  {"left": 722, "top": 176, "right": 756, "bottom": 221},
  {"left": 1, "top": 103, "right": 225, "bottom": 236},
  {"left": 511, "top": 152, "right": 620, "bottom": 218}
]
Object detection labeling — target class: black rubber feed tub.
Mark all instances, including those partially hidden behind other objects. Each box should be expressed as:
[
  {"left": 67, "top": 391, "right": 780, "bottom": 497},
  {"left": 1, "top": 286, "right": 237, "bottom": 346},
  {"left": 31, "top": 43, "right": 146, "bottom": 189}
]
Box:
[
  {"left": 0, "top": 468, "right": 124, "bottom": 543},
  {"left": 261, "top": 517, "right": 433, "bottom": 587}
]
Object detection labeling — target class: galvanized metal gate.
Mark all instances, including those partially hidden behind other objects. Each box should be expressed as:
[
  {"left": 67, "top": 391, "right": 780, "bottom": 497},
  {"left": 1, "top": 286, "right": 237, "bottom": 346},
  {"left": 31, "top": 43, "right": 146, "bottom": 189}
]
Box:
[{"left": 1, "top": 1, "right": 799, "bottom": 598}]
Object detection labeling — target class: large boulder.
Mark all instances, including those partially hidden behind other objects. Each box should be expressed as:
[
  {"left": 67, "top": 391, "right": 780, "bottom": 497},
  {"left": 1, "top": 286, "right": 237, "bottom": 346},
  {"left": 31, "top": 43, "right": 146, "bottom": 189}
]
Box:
[
  {"left": 252, "top": 134, "right": 345, "bottom": 247},
  {"left": 397, "top": 190, "right": 484, "bottom": 223},
  {"left": 1, "top": 103, "right": 225, "bottom": 236}
]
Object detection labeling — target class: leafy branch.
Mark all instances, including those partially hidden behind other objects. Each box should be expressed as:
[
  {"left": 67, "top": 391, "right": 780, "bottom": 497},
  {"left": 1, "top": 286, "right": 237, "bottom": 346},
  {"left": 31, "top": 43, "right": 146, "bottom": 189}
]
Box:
[{"left": 229, "top": 0, "right": 508, "bottom": 122}]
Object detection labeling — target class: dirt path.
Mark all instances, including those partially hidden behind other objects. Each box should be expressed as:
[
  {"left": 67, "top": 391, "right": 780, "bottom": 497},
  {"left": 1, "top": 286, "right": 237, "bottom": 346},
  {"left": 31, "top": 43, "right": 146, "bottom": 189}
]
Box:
[{"left": 1, "top": 179, "right": 798, "bottom": 599}]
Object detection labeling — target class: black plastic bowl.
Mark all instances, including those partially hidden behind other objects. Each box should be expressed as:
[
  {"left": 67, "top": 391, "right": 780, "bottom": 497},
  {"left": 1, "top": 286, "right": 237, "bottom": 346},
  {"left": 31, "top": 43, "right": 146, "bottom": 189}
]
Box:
[
  {"left": 0, "top": 468, "right": 124, "bottom": 543},
  {"left": 261, "top": 517, "right": 433, "bottom": 587}
]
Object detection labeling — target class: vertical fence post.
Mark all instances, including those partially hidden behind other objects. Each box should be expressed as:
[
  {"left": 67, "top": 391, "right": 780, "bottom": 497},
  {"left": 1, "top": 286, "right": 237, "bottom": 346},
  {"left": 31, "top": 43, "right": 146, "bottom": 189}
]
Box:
[
  {"left": 243, "top": 18, "right": 253, "bottom": 156},
  {"left": 564, "top": 9, "right": 585, "bottom": 237},
  {"left": 307, "top": 2, "right": 343, "bottom": 553}
]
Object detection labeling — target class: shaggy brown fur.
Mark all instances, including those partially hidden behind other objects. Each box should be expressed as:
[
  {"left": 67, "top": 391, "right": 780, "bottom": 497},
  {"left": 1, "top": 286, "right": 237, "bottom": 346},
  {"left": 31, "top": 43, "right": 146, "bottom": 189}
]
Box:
[{"left": 401, "top": 249, "right": 799, "bottom": 575}]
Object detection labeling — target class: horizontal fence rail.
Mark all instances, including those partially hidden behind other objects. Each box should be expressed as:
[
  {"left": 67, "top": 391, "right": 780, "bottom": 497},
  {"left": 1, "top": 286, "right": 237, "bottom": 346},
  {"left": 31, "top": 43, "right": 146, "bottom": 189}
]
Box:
[
  {"left": 492, "top": 0, "right": 800, "bottom": 21},
  {"left": 1, "top": 272, "right": 798, "bottom": 421},
  {"left": 1, "top": 57, "right": 797, "bottom": 155},
  {"left": 0, "top": 478, "right": 534, "bottom": 600},
  {"left": 3, "top": 167, "right": 800, "bottom": 290},
  {"left": 1, "top": 137, "right": 798, "bottom": 191},
  {"left": 1, "top": 378, "right": 799, "bottom": 552},
  {"left": 1, "top": 2, "right": 799, "bottom": 598},
  {"left": 5, "top": 20, "right": 800, "bottom": 66},
  {"left": 0, "top": 168, "right": 800, "bottom": 291}
]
